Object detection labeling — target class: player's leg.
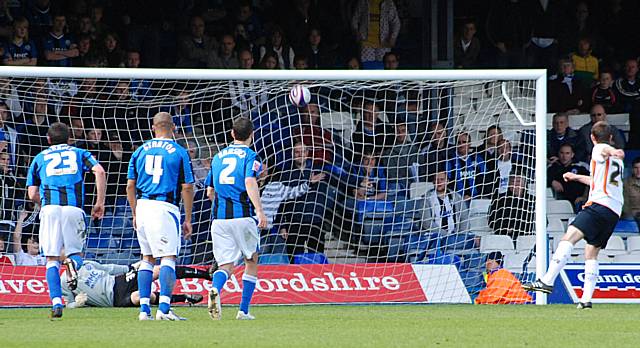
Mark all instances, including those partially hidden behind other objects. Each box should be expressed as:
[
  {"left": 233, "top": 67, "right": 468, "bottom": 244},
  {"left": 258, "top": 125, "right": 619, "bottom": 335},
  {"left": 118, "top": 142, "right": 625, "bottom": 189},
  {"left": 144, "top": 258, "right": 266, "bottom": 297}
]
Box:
[
  {"left": 137, "top": 255, "right": 155, "bottom": 319},
  {"left": 577, "top": 244, "right": 600, "bottom": 309},
  {"left": 60, "top": 206, "right": 87, "bottom": 291},
  {"left": 236, "top": 217, "right": 260, "bottom": 319},
  {"left": 151, "top": 265, "right": 212, "bottom": 280},
  {"left": 145, "top": 291, "right": 204, "bottom": 305},
  {"left": 523, "top": 225, "right": 584, "bottom": 293},
  {"left": 157, "top": 256, "right": 177, "bottom": 316},
  {"left": 40, "top": 205, "right": 65, "bottom": 318},
  {"left": 208, "top": 219, "right": 242, "bottom": 320},
  {"left": 237, "top": 252, "right": 258, "bottom": 320}
]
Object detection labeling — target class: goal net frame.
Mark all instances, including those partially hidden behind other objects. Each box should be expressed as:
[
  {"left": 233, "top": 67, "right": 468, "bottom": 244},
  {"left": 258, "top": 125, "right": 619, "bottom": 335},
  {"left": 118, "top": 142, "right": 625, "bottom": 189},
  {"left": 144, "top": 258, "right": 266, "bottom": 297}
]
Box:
[{"left": 0, "top": 67, "right": 548, "bottom": 305}]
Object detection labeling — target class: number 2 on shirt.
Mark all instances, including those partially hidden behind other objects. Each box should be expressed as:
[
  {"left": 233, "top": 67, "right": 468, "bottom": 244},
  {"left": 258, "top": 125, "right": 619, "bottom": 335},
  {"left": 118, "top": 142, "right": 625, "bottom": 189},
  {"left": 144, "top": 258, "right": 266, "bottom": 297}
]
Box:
[
  {"left": 145, "top": 155, "right": 164, "bottom": 184},
  {"left": 44, "top": 151, "right": 78, "bottom": 176},
  {"left": 219, "top": 157, "right": 236, "bottom": 185}
]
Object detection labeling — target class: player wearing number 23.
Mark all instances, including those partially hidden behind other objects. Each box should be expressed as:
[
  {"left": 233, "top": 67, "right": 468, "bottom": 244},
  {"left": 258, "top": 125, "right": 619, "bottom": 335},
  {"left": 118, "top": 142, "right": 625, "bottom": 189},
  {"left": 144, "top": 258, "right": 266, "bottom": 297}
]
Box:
[
  {"left": 26, "top": 122, "right": 107, "bottom": 318},
  {"left": 126, "top": 112, "right": 194, "bottom": 321}
]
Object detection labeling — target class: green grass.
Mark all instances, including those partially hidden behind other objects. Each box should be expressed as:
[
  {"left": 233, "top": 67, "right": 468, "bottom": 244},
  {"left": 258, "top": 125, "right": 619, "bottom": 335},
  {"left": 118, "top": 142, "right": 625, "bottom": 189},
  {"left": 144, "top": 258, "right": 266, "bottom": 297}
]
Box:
[{"left": 1, "top": 305, "right": 639, "bottom": 347}]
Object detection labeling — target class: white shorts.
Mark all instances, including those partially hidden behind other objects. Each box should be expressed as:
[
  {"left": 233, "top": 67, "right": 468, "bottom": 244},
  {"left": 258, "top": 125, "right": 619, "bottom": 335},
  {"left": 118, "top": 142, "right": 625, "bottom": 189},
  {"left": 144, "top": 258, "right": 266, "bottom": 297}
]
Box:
[
  {"left": 39, "top": 205, "right": 86, "bottom": 257},
  {"left": 211, "top": 217, "right": 259, "bottom": 265},
  {"left": 136, "top": 199, "right": 181, "bottom": 258}
]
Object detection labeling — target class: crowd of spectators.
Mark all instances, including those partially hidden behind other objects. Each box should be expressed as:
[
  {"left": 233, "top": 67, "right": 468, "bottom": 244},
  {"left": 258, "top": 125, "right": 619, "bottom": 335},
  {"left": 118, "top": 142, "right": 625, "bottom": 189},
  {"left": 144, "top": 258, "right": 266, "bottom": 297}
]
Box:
[{"left": 0, "top": 0, "right": 640, "bottom": 267}]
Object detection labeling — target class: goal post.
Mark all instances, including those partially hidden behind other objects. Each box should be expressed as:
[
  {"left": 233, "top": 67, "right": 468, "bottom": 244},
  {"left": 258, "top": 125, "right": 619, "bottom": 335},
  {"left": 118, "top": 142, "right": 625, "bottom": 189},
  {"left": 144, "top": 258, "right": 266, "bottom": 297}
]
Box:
[{"left": 0, "top": 67, "right": 547, "bottom": 306}]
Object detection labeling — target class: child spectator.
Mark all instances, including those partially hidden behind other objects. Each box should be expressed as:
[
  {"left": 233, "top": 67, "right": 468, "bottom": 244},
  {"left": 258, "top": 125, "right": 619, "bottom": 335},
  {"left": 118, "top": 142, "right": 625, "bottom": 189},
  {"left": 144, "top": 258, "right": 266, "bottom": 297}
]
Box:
[
  {"left": 571, "top": 37, "right": 598, "bottom": 84},
  {"left": 590, "top": 70, "right": 619, "bottom": 113},
  {"left": 259, "top": 26, "right": 295, "bottom": 69},
  {"left": 102, "top": 31, "right": 125, "bottom": 67}
]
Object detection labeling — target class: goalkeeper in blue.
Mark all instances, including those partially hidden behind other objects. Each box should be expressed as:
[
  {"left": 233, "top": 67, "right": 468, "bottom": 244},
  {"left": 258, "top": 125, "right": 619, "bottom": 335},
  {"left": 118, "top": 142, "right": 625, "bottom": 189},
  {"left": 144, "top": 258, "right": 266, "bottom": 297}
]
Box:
[
  {"left": 26, "top": 122, "right": 106, "bottom": 319},
  {"left": 127, "top": 112, "right": 195, "bottom": 321},
  {"left": 205, "top": 117, "right": 267, "bottom": 320}
]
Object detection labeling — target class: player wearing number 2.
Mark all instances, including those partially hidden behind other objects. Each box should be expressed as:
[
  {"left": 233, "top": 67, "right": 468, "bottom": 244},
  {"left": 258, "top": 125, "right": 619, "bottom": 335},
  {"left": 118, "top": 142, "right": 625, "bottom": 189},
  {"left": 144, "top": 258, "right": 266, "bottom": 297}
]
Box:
[
  {"left": 524, "top": 121, "right": 625, "bottom": 309},
  {"left": 126, "top": 112, "right": 195, "bottom": 321},
  {"left": 205, "top": 117, "right": 267, "bottom": 320},
  {"left": 26, "top": 122, "right": 107, "bottom": 318}
]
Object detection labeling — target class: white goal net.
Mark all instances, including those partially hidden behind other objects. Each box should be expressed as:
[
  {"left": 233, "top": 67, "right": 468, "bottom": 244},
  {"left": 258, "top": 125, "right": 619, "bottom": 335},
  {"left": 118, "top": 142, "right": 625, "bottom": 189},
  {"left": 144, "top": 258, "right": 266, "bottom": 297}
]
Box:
[{"left": 0, "top": 68, "right": 547, "bottom": 305}]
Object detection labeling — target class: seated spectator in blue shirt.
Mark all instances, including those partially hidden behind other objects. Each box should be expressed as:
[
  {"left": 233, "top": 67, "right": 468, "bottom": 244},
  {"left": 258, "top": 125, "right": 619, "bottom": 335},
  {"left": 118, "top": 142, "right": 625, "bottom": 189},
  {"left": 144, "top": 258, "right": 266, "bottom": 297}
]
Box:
[
  {"left": 418, "top": 121, "right": 455, "bottom": 182},
  {"left": 548, "top": 112, "right": 587, "bottom": 163},
  {"left": 3, "top": 17, "right": 38, "bottom": 66},
  {"left": 351, "top": 101, "right": 394, "bottom": 157},
  {"left": 42, "top": 14, "right": 78, "bottom": 67},
  {"left": 168, "top": 90, "right": 194, "bottom": 139},
  {"left": 447, "top": 131, "right": 486, "bottom": 200}
]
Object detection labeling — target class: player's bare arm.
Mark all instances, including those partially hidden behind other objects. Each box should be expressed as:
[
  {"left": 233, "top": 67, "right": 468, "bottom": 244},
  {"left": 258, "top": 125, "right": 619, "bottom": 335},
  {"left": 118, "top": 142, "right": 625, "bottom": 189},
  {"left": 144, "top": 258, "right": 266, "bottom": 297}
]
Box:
[
  {"left": 245, "top": 176, "right": 267, "bottom": 229},
  {"left": 126, "top": 179, "right": 138, "bottom": 229},
  {"left": 563, "top": 172, "right": 591, "bottom": 186},
  {"left": 27, "top": 185, "right": 40, "bottom": 205},
  {"left": 601, "top": 145, "right": 625, "bottom": 160},
  {"left": 181, "top": 183, "right": 194, "bottom": 239},
  {"left": 207, "top": 186, "right": 215, "bottom": 201},
  {"left": 92, "top": 163, "right": 107, "bottom": 220}
]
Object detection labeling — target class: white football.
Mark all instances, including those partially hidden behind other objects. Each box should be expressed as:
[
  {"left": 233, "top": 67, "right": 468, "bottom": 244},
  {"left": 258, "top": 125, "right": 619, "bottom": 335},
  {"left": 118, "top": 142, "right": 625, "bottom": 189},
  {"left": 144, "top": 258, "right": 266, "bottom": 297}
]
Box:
[{"left": 289, "top": 84, "right": 311, "bottom": 107}]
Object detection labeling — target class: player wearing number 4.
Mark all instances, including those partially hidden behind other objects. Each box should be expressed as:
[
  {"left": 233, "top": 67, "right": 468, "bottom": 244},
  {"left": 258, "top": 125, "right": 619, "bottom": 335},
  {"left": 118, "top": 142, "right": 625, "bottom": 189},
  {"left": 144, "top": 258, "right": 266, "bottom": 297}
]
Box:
[
  {"left": 205, "top": 117, "right": 267, "bottom": 321},
  {"left": 523, "top": 121, "right": 624, "bottom": 309},
  {"left": 126, "top": 112, "right": 195, "bottom": 321},
  {"left": 26, "top": 122, "right": 107, "bottom": 319}
]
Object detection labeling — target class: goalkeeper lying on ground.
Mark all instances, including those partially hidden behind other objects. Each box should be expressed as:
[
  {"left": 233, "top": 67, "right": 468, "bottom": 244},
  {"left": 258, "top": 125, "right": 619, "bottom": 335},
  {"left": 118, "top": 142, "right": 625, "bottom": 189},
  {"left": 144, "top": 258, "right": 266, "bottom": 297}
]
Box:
[{"left": 61, "top": 259, "right": 213, "bottom": 308}]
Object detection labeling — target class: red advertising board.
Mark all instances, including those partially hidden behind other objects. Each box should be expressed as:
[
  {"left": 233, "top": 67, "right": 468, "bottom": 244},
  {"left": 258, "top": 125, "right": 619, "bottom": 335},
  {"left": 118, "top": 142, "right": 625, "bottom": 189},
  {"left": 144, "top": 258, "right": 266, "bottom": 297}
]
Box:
[{"left": 0, "top": 263, "right": 470, "bottom": 306}]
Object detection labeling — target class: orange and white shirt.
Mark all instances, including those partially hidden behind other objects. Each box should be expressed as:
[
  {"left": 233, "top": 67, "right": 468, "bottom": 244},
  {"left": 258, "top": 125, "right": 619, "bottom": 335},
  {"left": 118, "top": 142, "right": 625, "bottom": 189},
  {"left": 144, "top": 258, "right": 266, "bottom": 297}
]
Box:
[{"left": 587, "top": 143, "right": 624, "bottom": 216}]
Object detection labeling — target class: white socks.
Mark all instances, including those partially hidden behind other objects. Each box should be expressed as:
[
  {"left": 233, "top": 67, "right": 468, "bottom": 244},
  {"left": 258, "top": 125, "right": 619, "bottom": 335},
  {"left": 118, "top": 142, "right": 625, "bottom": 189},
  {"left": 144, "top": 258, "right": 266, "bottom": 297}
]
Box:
[
  {"left": 580, "top": 259, "right": 599, "bottom": 303},
  {"left": 541, "top": 241, "right": 573, "bottom": 286}
]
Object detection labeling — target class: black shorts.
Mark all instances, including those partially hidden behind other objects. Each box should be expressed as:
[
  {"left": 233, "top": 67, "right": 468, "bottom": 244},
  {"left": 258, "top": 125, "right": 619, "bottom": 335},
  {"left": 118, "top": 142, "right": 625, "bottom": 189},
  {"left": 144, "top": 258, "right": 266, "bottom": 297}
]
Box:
[
  {"left": 113, "top": 272, "right": 138, "bottom": 307},
  {"left": 570, "top": 203, "right": 620, "bottom": 248}
]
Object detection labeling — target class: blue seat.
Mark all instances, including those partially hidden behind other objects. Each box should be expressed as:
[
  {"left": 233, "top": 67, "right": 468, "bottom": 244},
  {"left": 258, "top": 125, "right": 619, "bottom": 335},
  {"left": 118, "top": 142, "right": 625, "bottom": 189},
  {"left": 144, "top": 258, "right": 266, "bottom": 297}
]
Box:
[
  {"left": 85, "top": 235, "right": 114, "bottom": 249},
  {"left": 258, "top": 254, "right": 290, "bottom": 265},
  {"left": 387, "top": 237, "right": 407, "bottom": 263},
  {"left": 120, "top": 238, "right": 140, "bottom": 250},
  {"left": 425, "top": 253, "right": 462, "bottom": 269},
  {"left": 615, "top": 219, "right": 639, "bottom": 234},
  {"left": 293, "top": 253, "right": 328, "bottom": 264}
]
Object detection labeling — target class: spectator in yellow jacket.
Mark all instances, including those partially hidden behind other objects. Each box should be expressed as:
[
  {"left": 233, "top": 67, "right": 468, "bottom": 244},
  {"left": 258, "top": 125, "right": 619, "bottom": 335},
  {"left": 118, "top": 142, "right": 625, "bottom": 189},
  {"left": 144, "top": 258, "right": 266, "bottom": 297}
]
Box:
[{"left": 571, "top": 38, "right": 599, "bottom": 84}]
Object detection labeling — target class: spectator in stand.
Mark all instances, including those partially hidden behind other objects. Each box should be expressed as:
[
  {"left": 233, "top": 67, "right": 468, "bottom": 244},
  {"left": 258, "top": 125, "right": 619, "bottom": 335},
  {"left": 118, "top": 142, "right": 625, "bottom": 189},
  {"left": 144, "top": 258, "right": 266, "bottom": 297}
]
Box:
[
  {"left": 571, "top": 37, "right": 599, "bottom": 85},
  {"left": 488, "top": 169, "right": 535, "bottom": 240},
  {"left": 230, "top": 1, "right": 264, "bottom": 46},
  {"left": 90, "top": 5, "right": 109, "bottom": 42},
  {"left": 385, "top": 122, "right": 420, "bottom": 189},
  {"left": 218, "top": 34, "right": 239, "bottom": 69},
  {"left": 623, "top": 157, "right": 640, "bottom": 227},
  {"left": 481, "top": 138, "right": 515, "bottom": 197},
  {"left": 446, "top": 131, "right": 486, "bottom": 200},
  {"left": 103, "top": 131, "right": 131, "bottom": 206},
  {"left": 68, "top": 116, "right": 86, "bottom": 148},
  {"left": 293, "top": 54, "right": 308, "bottom": 70},
  {"left": 577, "top": 104, "right": 626, "bottom": 159},
  {"left": 0, "top": 102, "right": 18, "bottom": 168},
  {"left": 72, "top": 33, "right": 93, "bottom": 67},
  {"left": 76, "top": 14, "right": 96, "bottom": 41},
  {"left": 168, "top": 90, "right": 194, "bottom": 139},
  {"left": 259, "top": 26, "right": 295, "bottom": 70},
  {"left": 294, "top": 103, "right": 334, "bottom": 165},
  {"left": 351, "top": 0, "right": 400, "bottom": 68},
  {"left": 422, "top": 170, "right": 471, "bottom": 241},
  {"left": 0, "top": 150, "right": 16, "bottom": 234},
  {"left": 547, "top": 143, "right": 589, "bottom": 212},
  {"left": 238, "top": 48, "right": 254, "bottom": 69},
  {"left": 352, "top": 148, "right": 387, "bottom": 201},
  {"left": 548, "top": 58, "right": 588, "bottom": 114},
  {"left": 476, "top": 125, "right": 503, "bottom": 196},
  {"left": 557, "top": 2, "right": 599, "bottom": 57},
  {"left": 454, "top": 19, "right": 480, "bottom": 69},
  {"left": 101, "top": 31, "right": 125, "bottom": 68},
  {"left": 127, "top": 51, "right": 154, "bottom": 101},
  {"left": 590, "top": 70, "right": 619, "bottom": 113},
  {"left": 20, "top": 96, "right": 52, "bottom": 159},
  {"left": 383, "top": 51, "right": 399, "bottom": 70},
  {"left": 0, "top": 0, "right": 12, "bottom": 40},
  {"left": 302, "top": 27, "right": 333, "bottom": 69},
  {"left": 613, "top": 58, "right": 640, "bottom": 113},
  {"left": 25, "top": 0, "right": 52, "bottom": 39},
  {"left": 176, "top": 16, "right": 219, "bottom": 68},
  {"left": 351, "top": 101, "right": 394, "bottom": 157},
  {"left": 548, "top": 112, "right": 587, "bottom": 164},
  {"left": 346, "top": 56, "right": 361, "bottom": 70},
  {"left": 258, "top": 50, "right": 279, "bottom": 69},
  {"left": 9, "top": 209, "right": 45, "bottom": 266},
  {"left": 418, "top": 121, "right": 454, "bottom": 182},
  {"left": 524, "top": 0, "right": 560, "bottom": 72},
  {"left": 42, "top": 13, "right": 78, "bottom": 67},
  {"left": 281, "top": 0, "right": 325, "bottom": 52},
  {"left": 233, "top": 23, "right": 254, "bottom": 55},
  {"left": 3, "top": 17, "right": 38, "bottom": 66},
  {"left": 181, "top": 139, "right": 210, "bottom": 188},
  {"left": 485, "top": 0, "right": 531, "bottom": 68}
]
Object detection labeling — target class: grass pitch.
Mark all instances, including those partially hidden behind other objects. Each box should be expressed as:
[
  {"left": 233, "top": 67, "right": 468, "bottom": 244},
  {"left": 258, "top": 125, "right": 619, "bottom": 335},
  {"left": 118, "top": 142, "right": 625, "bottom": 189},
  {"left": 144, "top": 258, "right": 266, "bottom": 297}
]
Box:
[{"left": 1, "top": 304, "right": 639, "bottom": 347}]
